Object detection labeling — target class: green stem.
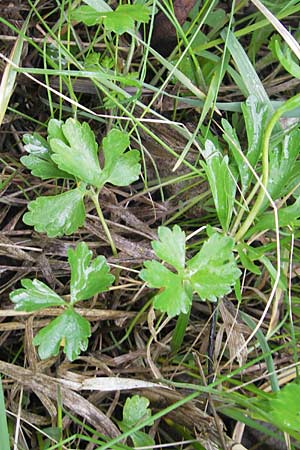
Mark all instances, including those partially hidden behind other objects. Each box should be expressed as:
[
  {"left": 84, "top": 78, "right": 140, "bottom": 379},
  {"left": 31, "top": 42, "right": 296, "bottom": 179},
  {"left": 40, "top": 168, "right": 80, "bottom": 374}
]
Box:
[
  {"left": 91, "top": 192, "right": 117, "bottom": 257},
  {"left": 230, "top": 181, "right": 260, "bottom": 236},
  {"left": 102, "top": 298, "right": 152, "bottom": 353},
  {"left": 235, "top": 94, "right": 300, "bottom": 242}
]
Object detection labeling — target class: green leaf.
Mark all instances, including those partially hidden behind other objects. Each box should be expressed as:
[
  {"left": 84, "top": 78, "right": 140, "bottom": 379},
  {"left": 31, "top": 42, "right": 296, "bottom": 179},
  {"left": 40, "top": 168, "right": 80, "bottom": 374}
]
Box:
[
  {"left": 267, "top": 129, "right": 300, "bottom": 201},
  {"left": 221, "top": 119, "right": 245, "bottom": 190},
  {"left": 222, "top": 30, "right": 273, "bottom": 116},
  {"left": 47, "top": 118, "right": 66, "bottom": 142},
  {"left": 21, "top": 133, "right": 72, "bottom": 180},
  {"left": 83, "top": 0, "right": 111, "bottom": 13},
  {"left": 141, "top": 227, "right": 240, "bottom": 316},
  {"left": 236, "top": 243, "right": 261, "bottom": 276},
  {"left": 151, "top": 225, "right": 185, "bottom": 272},
  {"left": 268, "top": 382, "right": 300, "bottom": 434},
  {"left": 71, "top": 4, "right": 150, "bottom": 33},
  {"left": 23, "top": 186, "right": 86, "bottom": 238},
  {"left": 121, "top": 395, "right": 152, "bottom": 428},
  {"left": 68, "top": 242, "right": 114, "bottom": 303},
  {"left": 104, "top": 5, "right": 151, "bottom": 34},
  {"left": 99, "top": 129, "right": 141, "bottom": 187},
  {"left": 247, "top": 197, "right": 300, "bottom": 236},
  {"left": 23, "top": 132, "right": 49, "bottom": 154},
  {"left": 33, "top": 308, "right": 91, "bottom": 361},
  {"left": 50, "top": 118, "right": 102, "bottom": 187},
  {"left": 201, "top": 140, "right": 236, "bottom": 231},
  {"left": 10, "top": 279, "right": 65, "bottom": 312},
  {"left": 140, "top": 261, "right": 192, "bottom": 317},
  {"left": 119, "top": 395, "right": 154, "bottom": 448},
  {"left": 187, "top": 233, "right": 241, "bottom": 302},
  {"left": 71, "top": 6, "right": 102, "bottom": 26},
  {"left": 241, "top": 96, "right": 268, "bottom": 187},
  {"left": 273, "top": 39, "right": 300, "bottom": 79},
  {"left": 222, "top": 97, "right": 268, "bottom": 193}
]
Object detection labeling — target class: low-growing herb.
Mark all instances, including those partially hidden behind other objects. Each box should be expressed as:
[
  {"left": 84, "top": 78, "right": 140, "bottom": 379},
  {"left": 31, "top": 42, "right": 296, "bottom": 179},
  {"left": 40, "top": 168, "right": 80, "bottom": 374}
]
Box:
[
  {"left": 140, "top": 225, "right": 240, "bottom": 350},
  {"left": 140, "top": 225, "right": 241, "bottom": 318},
  {"left": 22, "top": 118, "right": 141, "bottom": 255},
  {"left": 10, "top": 242, "right": 114, "bottom": 361}
]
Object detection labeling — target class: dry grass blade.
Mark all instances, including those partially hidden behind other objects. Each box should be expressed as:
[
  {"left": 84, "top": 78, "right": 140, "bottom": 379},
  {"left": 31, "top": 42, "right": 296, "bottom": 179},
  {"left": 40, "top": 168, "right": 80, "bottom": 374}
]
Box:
[
  {"left": 80, "top": 376, "right": 169, "bottom": 391},
  {"left": 0, "top": 20, "right": 28, "bottom": 127}
]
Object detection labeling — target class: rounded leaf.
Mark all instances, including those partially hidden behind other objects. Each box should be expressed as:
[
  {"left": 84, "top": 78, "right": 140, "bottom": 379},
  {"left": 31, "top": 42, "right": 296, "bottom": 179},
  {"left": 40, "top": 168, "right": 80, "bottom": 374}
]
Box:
[{"left": 23, "top": 187, "right": 86, "bottom": 238}]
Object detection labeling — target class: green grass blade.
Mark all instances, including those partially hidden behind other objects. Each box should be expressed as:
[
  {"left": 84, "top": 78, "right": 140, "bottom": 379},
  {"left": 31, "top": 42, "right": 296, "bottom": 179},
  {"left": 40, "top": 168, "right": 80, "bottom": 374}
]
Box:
[
  {"left": 240, "top": 312, "right": 279, "bottom": 393},
  {"left": 0, "top": 376, "right": 10, "bottom": 450}
]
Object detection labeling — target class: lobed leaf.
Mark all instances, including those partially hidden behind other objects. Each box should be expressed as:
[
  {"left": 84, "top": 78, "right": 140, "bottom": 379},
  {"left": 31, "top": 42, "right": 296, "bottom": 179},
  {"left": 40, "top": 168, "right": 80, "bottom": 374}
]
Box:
[
  {"left": 151, "top": 225, "right": 186, "bottom": 272},
  {"left": 71, "top": 4, "right": 150, "bottom": 33},
  {"left": 98, "top": 129, "right": 141, "bottom": 187},
  {"left": 71, "top": 6, "right": 102, "bottom": 27},
  {"left": 187, "top": 233, "right": 241, "bottom": 302},
  {"left": 140, "top": 261, "right": 192, "bottom": 317},
  {"left": 104, "top": 5, "right": 150, "bottom": 34},
  {"left": 23, "top": 186, "right": 86, "bottom": 238},
  {"left": 68, "top": 242, "right": 114, "bottom": 303},
  {"left": 23, "top": 133, "right": 49, "bottom": 154},
  {"left": 119, "top": 395, "right": 154, "bottom": 448},
  {"left": 121, "top": 395, "right": 153, "bottom": 428},
  {"left": 47, "top": 118, "right": 66, "bottom": 142},
  {"left": 50, "top": 118, "right": 102, "bottom": 187},
  {"left": 21, "top": 133, "right": 72, "bottom": 180},
  {"left": 33, "top": 308, "right": 91, "bottom": 361},
  {"left": 141, "top": 227, "right": 240, "bottom": 316},
  {"left": 10, "top": 279, "right": 65, "bottom": 312}
]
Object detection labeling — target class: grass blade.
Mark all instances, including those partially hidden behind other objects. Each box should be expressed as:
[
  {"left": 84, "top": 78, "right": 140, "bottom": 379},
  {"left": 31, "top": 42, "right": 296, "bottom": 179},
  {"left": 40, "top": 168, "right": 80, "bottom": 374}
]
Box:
[
  {"left": 0, "top": 376, "right": 10, "bottom": 450},
  {"left": 251, "top": 0, "right": 300, "bottom": 60},
  {"left": 0, "top": 17, "right": 29, "bottom": 126}
]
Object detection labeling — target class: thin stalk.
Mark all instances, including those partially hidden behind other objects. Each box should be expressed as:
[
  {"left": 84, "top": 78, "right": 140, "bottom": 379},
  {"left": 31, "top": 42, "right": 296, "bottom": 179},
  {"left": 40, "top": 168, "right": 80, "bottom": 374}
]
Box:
[
  {"left": 101, "top": 298, "right": 152, "bottom": 352},
  {"left": 57, "top": 385, "right": 63, "bottom": 450},
  {"left": 230, "top": 181, "right": 260, "bottom": 236},
  {"left": 91, "top": 191, "right": 117, "bottom": 257}
]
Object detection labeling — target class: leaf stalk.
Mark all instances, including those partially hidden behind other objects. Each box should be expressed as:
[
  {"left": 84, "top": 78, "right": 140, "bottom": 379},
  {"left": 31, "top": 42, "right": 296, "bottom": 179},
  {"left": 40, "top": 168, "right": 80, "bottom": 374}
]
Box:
[{"left": 91, "top": 191, "right": 117, "bottom": 257}]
